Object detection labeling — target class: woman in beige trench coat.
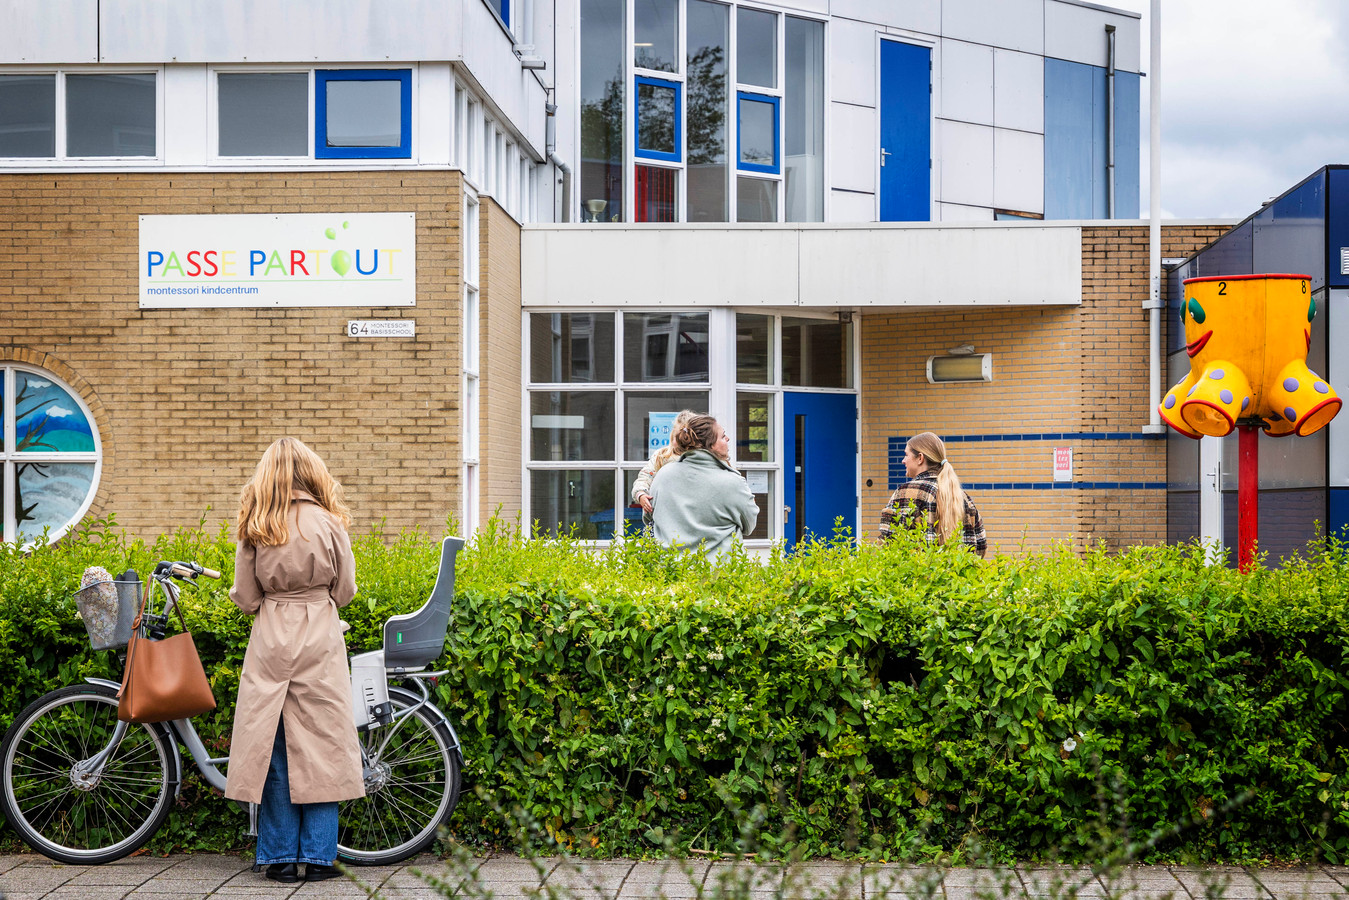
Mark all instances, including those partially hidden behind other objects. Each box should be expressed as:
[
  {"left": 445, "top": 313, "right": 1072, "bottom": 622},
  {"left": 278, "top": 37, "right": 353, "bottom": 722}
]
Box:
[{"left": 224, "top": 438, "right": 364, "bottom": 884}]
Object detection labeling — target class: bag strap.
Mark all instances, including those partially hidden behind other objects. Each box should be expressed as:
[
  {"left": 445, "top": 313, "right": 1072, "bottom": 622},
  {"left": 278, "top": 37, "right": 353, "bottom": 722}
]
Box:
[{"left": 117, "top": 579, "right": 153, "bottom": 700}]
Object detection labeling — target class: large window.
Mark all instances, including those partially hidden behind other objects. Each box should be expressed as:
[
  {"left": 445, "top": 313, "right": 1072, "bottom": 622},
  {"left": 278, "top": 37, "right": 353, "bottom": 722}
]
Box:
[
  {"left": 2, "top": 366, "right": 100, "bottom": 544},
  {"left": 527, "top": 312, "right": 709, "bottom": 538},
  {"left": 0, "top": 71, "right": 157, "bottom": 160},
  {"left": 580, "top": 0, "right": 626, "bottom": 222},
  {"left": 578, "top": 1, "right": 823, "bottom": 223},
  {"left": 525, "top": 310, "right": 855, "bottom": 544}
]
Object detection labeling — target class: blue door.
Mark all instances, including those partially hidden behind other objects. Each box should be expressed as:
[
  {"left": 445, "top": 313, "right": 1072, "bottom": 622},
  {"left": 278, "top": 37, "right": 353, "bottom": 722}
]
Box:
[
  {"left": 879, "top": 40, "right": 931, "bottom": 222},
  {"left": 782, "top": 392, "right": 858, "bottom": 549}
]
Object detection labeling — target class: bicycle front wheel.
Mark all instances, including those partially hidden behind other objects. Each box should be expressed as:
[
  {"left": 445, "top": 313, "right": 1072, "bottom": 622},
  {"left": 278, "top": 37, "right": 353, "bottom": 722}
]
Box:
[
  {"left": 337, "top": 688, "right": 461, "bottom": 865},
  {"left": 0, "top": 684, "right": 175, "bottom": 864}
]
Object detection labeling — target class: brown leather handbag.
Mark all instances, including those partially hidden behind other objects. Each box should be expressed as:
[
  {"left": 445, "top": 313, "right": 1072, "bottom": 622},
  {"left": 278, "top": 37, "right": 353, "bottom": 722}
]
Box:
[{"left": 117, "top": 582, "right": 217, "bottom": 724}]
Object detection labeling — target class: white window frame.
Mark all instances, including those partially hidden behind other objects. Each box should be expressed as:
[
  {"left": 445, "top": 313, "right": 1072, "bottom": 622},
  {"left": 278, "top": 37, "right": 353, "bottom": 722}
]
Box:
[
  {"left": 0, "top": 67, "right": 163, "bottom": 167},
  {"left": 462, "top": 192, "right": 482, "bottom": 533},
  {"left": 2, "top": 364, "right": 102, "bottom": 545},
  {"left": 205, "top": 64, "right": 417, "bottom": 166}
]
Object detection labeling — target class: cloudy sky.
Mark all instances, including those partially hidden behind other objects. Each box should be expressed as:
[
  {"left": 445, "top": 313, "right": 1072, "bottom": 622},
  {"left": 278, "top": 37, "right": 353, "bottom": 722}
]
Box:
[{"left": 1112, "top": 0, "right": 1349, "bottom": 220}]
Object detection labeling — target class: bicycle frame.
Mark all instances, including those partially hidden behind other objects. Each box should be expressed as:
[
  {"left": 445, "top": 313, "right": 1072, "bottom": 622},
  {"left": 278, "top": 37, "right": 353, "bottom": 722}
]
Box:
[{"left": 72, "top": 562, "right": 463, "bottom": 838}]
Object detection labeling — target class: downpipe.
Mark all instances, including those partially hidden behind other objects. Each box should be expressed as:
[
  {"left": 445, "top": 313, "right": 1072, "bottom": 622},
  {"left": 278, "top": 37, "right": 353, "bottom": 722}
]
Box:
[{"left": 545, "top": 101, "right": 572, "bottom": 222}]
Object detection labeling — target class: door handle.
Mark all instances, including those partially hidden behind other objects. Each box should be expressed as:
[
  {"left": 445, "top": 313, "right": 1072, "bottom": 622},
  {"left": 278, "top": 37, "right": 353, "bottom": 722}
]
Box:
[
  {"left": 880, "top": 147, "right": 891, "bottom": 168},
  {"left": 783, "top": 505, "right": 791, "bottom": 523}
]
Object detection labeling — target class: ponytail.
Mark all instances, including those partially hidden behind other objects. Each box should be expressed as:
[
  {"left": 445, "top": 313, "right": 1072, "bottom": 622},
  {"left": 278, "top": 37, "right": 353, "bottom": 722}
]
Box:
[{"left": 906, "top": 432, "right": 965, "bottom": 545}]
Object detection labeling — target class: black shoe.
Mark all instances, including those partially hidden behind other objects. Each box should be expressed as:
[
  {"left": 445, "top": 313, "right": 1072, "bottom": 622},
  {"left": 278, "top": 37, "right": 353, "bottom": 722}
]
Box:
[
  {"left": 305, "top": 863, "right": 341, "bottom": 882},
  {"left": 265, "top": 863, "right": 299, "bottom": 883}
]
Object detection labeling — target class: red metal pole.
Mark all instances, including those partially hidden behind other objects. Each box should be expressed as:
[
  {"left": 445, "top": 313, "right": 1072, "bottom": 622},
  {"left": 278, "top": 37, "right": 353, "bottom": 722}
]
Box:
[{"left": 1238, "top": 423, "right": 1259, "bottom": 572}]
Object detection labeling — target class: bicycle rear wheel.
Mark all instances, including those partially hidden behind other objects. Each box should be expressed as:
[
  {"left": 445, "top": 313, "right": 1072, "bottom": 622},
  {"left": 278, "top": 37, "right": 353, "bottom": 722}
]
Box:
[
  {"left": 337, "top": 688, "right": 461, "bottom": 865},
  {"left": 0, "top": 684, "right": 175, "bottom": 864}
]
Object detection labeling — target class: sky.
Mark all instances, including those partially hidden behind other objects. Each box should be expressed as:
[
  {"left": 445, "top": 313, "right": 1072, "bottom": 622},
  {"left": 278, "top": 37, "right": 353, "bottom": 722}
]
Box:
[{"left": 1112, "top": 0, "right": 1349, "bottom": 220}]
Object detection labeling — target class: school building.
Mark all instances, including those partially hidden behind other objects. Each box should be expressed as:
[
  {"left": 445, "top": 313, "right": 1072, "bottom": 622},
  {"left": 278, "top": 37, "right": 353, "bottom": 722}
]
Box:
[{"left": 5, "top": 0, "right": 1334, "bottom": 556}]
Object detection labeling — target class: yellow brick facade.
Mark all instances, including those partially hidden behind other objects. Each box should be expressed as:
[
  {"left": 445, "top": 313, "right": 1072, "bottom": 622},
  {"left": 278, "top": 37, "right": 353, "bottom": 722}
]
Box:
[
  {"left": 478, "top": 200, "right": 524, "bottom": 524},
  {"left": 1, "top": 171, "right": 521, "bottom": 539},
  {"left": 859, "top": 224, "right": 1229, "bottom": 554}
]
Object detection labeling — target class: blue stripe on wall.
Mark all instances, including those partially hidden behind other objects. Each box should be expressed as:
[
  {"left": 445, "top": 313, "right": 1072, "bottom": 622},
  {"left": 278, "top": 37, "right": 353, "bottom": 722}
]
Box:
[{"left": 887, "top": 432, "right": 1167, "bottom": 490}]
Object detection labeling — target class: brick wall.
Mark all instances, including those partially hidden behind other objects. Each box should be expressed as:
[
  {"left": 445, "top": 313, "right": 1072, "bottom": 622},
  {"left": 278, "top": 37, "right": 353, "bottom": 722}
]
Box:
[
  {"left": 478, "top": 198, "right": 523, "bottom": 524},
  {"left": 860, "top": 223, "right": 1229, "bottom": 554},
  {"left": 2, "top": 171, "right": 466, "bottom": 539}
]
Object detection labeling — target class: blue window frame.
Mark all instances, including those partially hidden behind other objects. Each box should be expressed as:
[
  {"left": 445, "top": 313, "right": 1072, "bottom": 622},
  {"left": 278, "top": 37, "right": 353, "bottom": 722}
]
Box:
[
  {"left": 737, "top": 91, "right": 779, "bottom": 174},
  {"left": 494, "top": 0, "right": 511, "bottom": 28},
  {"left": 634, "top": 76, "right": 681, "bottom": 163},
  {"left": 315, "top": 69, "right": 412, "bottom": 159}
]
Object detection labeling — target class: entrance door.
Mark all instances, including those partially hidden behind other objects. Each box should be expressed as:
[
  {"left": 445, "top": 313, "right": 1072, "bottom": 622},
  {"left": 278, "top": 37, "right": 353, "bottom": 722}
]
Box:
[
  {"left": 879, "top": 39, "right": 931, "bottom": 222},
  {"left": 782, "top": 392, "right": 857, "bottom": 549}
]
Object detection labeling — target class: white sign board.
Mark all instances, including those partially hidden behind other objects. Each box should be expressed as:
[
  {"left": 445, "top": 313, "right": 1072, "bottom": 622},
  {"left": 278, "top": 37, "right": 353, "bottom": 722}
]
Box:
[
  {"left": 348, "top": 320, "right": 415, "bottom": 338},
  {"left": 746, "top": 471, "right": 769, "bottom": 494},
  {"left": 139, "top": 213, "right": 416, "bottom": 308},
  {"left": 1053, "top": 447, "right": 1073, "bottom": 482}
]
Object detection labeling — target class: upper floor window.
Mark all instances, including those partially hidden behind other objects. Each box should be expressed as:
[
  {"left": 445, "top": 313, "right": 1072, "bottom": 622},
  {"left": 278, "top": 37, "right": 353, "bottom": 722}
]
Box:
[
  {"left": 2, "top": 365, "right": 101, "bottom": 545},
  {"left": 316, "top": 70, "right": 412, "bottom": 159},
  {"left": 218, "top": 73, "right": 309, "bottom": 157},
  {"left": 213, "top": 68, "right": 411, "bottom": 161},
  {"left": 579, "top": 0, "right": 822, "bottom": 224},
  {"left": 0, "top": 71, "right": 157, "bottom": 160}
]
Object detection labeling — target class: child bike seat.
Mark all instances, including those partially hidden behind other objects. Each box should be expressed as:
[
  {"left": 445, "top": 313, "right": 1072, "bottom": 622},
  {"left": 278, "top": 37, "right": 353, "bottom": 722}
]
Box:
[{"left": 382, "top": 536, "right": 463, "bottom": 670}]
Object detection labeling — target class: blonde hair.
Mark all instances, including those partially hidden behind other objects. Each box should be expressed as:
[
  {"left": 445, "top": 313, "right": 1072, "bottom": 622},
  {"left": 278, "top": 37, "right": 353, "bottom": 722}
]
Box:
[
  {"left": 906, "top": 432, "right": 965, "bottom": 545},
  {"left": 651, "top": 409, "right": 700, "bottom": 470},
  {"left": 236, "top": 437, "right": 351, "bottom": 546}
]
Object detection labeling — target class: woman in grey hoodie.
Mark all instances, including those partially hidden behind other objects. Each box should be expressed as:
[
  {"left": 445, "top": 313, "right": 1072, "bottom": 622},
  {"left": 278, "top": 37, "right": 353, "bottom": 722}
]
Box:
[{"left": 649, "top": 415, "right": 759, "bottom": 560}]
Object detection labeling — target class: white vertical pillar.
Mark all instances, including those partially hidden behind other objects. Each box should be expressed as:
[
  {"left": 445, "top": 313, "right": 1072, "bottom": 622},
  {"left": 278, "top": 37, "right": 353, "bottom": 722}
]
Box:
[{"left": 709, "top": 308, "right": 737, "bottom": 461}]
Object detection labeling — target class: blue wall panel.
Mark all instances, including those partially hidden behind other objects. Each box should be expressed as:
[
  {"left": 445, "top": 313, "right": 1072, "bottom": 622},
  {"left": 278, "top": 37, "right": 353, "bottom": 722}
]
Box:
[
  {"left": 1332, "top": 488, "right": 1349, "bottom": 540},
  {"left": 1326, "top": 168, "right": 1349, "bottom": 288},
  {"left": 1045, "top": 59, "right": 1096, "bottom": 220},
  {"left": 1113, "top": 71, "right": 1140, "bottom": 219},
  {"left": 1045, "top": 60, "right": 1140, "bottom": 219}
]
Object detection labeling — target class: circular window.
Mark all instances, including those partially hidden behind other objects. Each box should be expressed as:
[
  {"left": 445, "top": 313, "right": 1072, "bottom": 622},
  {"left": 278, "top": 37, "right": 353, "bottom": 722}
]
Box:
[{"left": 2, "top": 365, "right": 102, "bottom": 544}]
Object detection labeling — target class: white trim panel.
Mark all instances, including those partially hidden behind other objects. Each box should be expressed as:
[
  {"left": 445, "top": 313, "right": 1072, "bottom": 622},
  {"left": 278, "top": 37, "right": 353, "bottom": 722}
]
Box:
[{"left": 522, "top": 223, "right": 1083, "bottom": 307}]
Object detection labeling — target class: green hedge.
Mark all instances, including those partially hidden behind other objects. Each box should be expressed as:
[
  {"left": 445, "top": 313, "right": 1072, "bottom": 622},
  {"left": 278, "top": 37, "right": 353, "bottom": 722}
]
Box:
[{"left": 2, "top": 515, "right": 1349, "bottom": 862}]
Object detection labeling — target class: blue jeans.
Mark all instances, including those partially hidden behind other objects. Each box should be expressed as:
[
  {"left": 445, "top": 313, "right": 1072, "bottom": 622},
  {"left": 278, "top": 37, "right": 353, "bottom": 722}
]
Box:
[{"left": 255, "top": 721, "right": 339, "bottom": 866}]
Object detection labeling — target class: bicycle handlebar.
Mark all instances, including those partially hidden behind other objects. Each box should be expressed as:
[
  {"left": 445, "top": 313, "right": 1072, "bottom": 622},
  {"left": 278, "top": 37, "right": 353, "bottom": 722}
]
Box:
[{"left": 156, "top": 561, "right": 220, "bottom": 580}]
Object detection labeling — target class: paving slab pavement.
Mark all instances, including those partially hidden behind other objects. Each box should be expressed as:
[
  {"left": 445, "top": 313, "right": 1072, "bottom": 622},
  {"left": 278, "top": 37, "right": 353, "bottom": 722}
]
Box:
[{"left": 2, "top": 854, "right": 1349, "bottom": 900}]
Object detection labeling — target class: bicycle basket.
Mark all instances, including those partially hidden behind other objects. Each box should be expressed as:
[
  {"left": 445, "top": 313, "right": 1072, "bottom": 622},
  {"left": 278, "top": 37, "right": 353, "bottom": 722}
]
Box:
[{"left": 73, "top": 566, "right": 141, "bottom": 651}]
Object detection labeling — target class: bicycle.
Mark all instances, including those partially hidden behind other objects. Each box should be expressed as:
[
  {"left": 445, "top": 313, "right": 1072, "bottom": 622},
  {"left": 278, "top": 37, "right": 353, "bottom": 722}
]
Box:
[{"left": 0, "top": 536, "right": 466, "bottom": 867}]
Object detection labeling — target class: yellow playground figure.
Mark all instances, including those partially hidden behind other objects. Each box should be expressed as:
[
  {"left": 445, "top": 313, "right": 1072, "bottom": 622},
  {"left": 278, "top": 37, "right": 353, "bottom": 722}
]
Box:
[{"left": 1160, "top": 273, "right": 1341, "bottom": 439}]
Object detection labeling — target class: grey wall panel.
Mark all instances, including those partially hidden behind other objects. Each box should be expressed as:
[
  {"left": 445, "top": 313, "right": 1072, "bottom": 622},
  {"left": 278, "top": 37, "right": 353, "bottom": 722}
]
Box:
[
  {"left": 1331, "top": 289, "right": 1349, "bottom": 487},
  {"left": 0, "top": 1, "right": 98, "bottom": 63},
  {"left": 97, "top": 0, "right": 465, "bottom": 63},
  {"left": 1195, "top": 219, "right": 1253, "bottom": 277},
  {"left": 1252, "top": 172, "right": 1325, "bottom": 287}
]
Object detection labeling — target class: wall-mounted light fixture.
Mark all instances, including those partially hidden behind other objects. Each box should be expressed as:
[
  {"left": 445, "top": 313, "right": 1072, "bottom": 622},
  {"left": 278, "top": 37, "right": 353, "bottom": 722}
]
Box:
[{"left": 927, "top": 346, "right": 993, "bottom": 383}]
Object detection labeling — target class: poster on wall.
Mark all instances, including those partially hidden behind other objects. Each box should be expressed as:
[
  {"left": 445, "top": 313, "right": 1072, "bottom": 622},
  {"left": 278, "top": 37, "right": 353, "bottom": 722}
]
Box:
[
  {"left": 648, "top": 412, "right": 679, "bottom": 457},
  {"left": 139, "top": 213, "right": 416, "bottom": 308}
]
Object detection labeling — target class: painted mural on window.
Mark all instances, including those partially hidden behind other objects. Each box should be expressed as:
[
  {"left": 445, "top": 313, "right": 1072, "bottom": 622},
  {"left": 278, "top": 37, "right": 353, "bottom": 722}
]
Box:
[{"left": 4, "top": 367, "right": 99, "bottom": 543}]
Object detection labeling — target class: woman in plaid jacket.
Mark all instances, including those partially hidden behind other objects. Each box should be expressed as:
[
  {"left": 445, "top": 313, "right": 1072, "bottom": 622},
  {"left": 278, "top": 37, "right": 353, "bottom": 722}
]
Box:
[{"left": 878, "top": 432, "right": 987, "bottom": 557}]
